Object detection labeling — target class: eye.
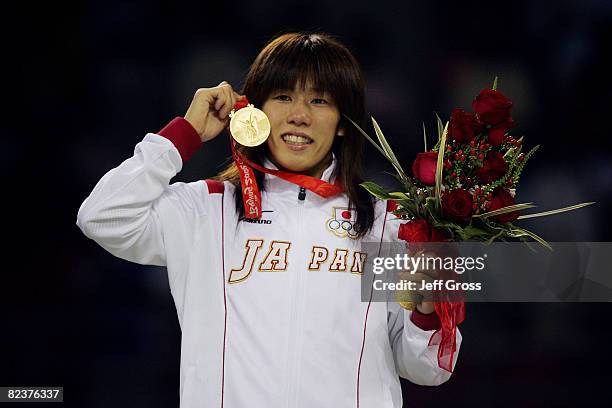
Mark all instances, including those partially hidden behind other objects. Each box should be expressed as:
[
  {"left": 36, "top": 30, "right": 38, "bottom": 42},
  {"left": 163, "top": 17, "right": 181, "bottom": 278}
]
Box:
[
  {"left": 311, "top": 98, "right": 329, "bottom": 104},
  {"left": 273, "top": 94, "right": 291, "bottom": 101}
]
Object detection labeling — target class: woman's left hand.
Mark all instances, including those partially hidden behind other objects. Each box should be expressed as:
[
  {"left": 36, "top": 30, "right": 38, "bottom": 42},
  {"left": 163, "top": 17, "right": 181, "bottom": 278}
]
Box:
[{"left": 396, "top": 251, "right": 438, "bottom": 315}]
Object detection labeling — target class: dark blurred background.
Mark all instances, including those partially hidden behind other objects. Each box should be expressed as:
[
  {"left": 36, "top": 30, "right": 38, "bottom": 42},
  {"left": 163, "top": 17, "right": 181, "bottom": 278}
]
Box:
[{"left": 3, "top": 0, "right": 612, "bottom": 406}]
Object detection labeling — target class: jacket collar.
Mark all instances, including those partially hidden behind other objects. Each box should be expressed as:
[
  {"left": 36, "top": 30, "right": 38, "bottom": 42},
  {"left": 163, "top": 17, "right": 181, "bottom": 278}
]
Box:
[{"left": 262, "top": 154, "right": 338, "bottom": 196}]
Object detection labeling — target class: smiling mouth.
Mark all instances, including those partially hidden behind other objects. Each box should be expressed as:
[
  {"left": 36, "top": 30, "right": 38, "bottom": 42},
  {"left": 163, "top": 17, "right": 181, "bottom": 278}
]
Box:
[{"left": 281, "top": 133, "right": 313, "bottom": 145}]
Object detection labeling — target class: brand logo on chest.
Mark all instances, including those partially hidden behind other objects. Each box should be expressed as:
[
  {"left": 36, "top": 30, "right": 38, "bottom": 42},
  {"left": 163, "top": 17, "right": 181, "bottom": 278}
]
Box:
[{"left": 239, "top": 210, "right": 274, "bottom": 224}]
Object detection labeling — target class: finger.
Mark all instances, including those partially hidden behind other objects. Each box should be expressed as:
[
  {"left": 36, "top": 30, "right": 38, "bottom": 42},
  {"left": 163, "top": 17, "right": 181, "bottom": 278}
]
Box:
[
  {"left": 211, "top": 81, "right": 229, "bottom": 107},
  {"left": 220, "top": 82, "right": 241, "bottom": 108},
  {"left": 213, "top": 87, "right": 226, "bottom": 112},
  {"left": 412, "top": 256, "right": 440, "bottom": 279},
  {"left": 411, "top": 271, "right": 434, "bottom": 284},
  {"left": 412, "top": 273, "right": 436, "bottom": 301},
  {"left": 396, "top": 271, "right": 432, "bottom": 294},
  {"left": 221, "top": 115, "right": 230, "bottom": 128},
  {"left": 225, "top": 85, "right": 236, "bottom": 117},
  {"left": 219, "top": 86, "right": 234, "bottom": 119},
  {"left": 213, "top": 82, "right": 233, "bottom": 118},
  {"left": 418, "top": 266, "right": 439, "bottom": 280},
  {"left": 228, "top": 88, "right": 239, "bottom": 111}
]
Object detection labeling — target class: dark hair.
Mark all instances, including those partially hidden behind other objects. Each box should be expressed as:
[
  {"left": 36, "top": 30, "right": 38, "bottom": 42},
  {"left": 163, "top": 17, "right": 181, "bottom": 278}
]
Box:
[{"left": 217, "top": 32, "right": 374, "bottom": 237}]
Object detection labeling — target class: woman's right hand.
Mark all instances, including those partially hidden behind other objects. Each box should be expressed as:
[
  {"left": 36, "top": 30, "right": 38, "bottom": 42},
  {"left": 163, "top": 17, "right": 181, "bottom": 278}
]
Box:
[{"left": 184, "top": 81, "right": 245, "bottom": 142}]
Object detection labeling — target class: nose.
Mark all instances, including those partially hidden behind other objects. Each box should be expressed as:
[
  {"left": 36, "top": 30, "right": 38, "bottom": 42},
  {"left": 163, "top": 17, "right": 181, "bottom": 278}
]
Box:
[{"left": 286, "top": 101, "right": 311, "bottom": 127}]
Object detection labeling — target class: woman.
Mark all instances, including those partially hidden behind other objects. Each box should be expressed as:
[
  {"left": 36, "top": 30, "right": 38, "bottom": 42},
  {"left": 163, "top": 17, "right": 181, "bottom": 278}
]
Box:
[{"left": 77, "top": 32, "right": 461, "bottom": 408}]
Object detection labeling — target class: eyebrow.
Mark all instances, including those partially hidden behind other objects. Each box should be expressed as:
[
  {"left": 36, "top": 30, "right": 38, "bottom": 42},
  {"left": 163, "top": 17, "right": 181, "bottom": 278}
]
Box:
[{"left": 271, "top": 87, "right": 329, "bottom": 94}]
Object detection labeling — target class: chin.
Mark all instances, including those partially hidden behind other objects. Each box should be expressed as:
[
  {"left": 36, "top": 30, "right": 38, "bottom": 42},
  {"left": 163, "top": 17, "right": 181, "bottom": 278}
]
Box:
[{"left": 277, "top": 160, "right": 312, "bottom": 173}]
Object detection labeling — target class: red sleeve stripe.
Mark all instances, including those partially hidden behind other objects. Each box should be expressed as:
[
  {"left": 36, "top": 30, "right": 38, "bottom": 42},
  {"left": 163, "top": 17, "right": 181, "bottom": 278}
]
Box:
[
  {"left": 205, "top": 179, "right": 225, "bottom": 195},
  {"left": 410, "top": 308, "right": 442, "bottom": 331},
  {"left": 157, "top": 117, "right": 202, "bottom": 162}
]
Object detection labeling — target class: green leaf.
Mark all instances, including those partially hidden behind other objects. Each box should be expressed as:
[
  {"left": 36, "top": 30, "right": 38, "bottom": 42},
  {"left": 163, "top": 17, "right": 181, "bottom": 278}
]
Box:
[
  {"left": 422, "top": 122, "right": 428, "bottom": 152},
  {"left": 359, "top": 181, "right": 395, "bottom": 200},
  {"left": 461, "top": 225, "right": 490, "bottom": 239},
  {"left": 517, "top": 202, "right": 595, "bottom": 220},
  {"left": 434, "top": 112, "right": 444, "bottom": 141},
  {"left": 343, "top": 115, "right": 388, "bottom": 159},
  {"left": 473, "top": 203, "right": 536, "bottom": 219},
  {"left": 506, "top": 145, "right": 523, "bottom": 172},
  {"left": 434, "top": 122, "right": 449, "bottom": 209},
  {"left": 492, "top": 76, "right": 499, "bottom": 91},
  {"left": 389, "top": 192, "right": 411, "bottom": 200},
  {"left": 424, "top": 196, "right": 440, "bottom": 219},
  {"left": 433, "top": 221, "right": 462, "bottom": 230},
  {"left": 388, "top": 172, "right": 417, "bottom": 193},
  {"left": 510, "top": 144, "right": 539, "bottom": 186},
  {"left": 508, "top": 226, "right": 552, "bottom": 250},
  {"left": 484, "top": 228, "right": 506, "bottom": 245},
  {"left": 345, "top": 115, "right": 412, "bottom": 187},
  {"left": 371, "top": 117, "right": 406, "bottom": 178}
]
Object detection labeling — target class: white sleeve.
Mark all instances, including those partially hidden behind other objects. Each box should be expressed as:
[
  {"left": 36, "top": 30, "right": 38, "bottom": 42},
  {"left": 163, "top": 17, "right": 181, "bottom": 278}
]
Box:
[
  {"left": 387, "top": 302, "right": 462, "bottom": 385},
  {"left": 382, "top": 205, "right": 462, "bottom": 385},
  {"left": 76, "top": 131, "right": 203, "bottom": 266}
]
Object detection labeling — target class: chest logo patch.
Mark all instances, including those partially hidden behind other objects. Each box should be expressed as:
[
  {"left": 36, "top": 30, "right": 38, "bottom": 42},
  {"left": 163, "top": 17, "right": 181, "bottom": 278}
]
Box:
[
  {"left": 326, "top": 207, "right": 358, "bottom": 239},
  {"left": 240, "top": 210, "right": 274, "bottom": 224}
]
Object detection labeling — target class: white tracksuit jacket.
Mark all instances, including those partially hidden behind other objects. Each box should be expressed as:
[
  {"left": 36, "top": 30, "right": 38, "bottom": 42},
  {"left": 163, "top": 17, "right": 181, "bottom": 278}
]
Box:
[{"left": 76, "top": 118, "right": 461, "bottom": 408}]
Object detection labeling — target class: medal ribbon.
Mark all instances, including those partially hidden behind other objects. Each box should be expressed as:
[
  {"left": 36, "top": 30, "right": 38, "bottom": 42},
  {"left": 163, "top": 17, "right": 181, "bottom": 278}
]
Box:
[
  {"left": 229, "top": 98, "right": 343, "bottom": 219},
  {"left": 399, "top": 238, "right": 466, "bottom": 373},
  {"left": 230, "top": 139, "right": 263, "bottom": 219},
  {"left": 429, "top": 300, "right": 465, "bottom": 373},
  {"left": 429, "top": 247, "right": 466, "bottom": 373}
]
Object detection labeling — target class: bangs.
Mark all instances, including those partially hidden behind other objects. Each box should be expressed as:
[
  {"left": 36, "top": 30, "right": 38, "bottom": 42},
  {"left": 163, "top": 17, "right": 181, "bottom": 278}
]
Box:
[
  {"left": 245, "top": 33, "right": 362, "bottom": 110},
  {"left": 260, "top": 42, "right": 341, "bottom": 95}
]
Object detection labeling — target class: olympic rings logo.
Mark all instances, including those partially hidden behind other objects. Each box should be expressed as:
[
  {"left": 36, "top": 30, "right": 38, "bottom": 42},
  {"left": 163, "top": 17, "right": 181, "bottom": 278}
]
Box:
[{"left": 326, "top": 207, "right": 358, "bottom": 239}]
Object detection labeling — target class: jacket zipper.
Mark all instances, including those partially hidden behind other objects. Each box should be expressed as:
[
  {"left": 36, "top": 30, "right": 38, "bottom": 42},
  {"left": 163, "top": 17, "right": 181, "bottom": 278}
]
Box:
[{"left": 286, "top": 187, "right": 306, "bottom": 407}]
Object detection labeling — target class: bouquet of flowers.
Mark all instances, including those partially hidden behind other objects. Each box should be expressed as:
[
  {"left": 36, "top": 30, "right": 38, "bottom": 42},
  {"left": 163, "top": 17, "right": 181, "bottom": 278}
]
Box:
[
  {"left": 348, "top": 78, "right": 594, "bottom": 373},
  {"left": 350, "top": 78, "right": 593, "bottom": 249}
]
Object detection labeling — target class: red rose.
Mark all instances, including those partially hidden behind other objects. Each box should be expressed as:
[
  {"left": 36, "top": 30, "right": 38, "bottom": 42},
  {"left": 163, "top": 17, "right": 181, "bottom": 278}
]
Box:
[
  {"left": 442, "top": 188, "right": 473, "bottom": 223},
  {"left": 488, "top": 188, "right": 519, "bottom": 223},
  {"left": 449, "top": 109, "right": 483, "bottom": 143},
  {"left": 398, "top": 219, "right": 446, "bottom": 242},
  {"left": 476, "top": 152, "right": 508, "bottom": 184},
  {"left": 472, "top": 89, "right": 513, "bottom": 126},
  {"left": 412, "top": 151, "right": 438, "bottom": 186},
  {"left": 487, "top": 117, "right": 516, "bottom": 146}
]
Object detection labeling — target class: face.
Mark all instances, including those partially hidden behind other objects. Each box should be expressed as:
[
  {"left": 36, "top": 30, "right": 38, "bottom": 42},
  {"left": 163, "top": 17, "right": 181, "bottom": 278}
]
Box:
[{"left": 262, "top": 84, "right": 343, "bottom": 179}]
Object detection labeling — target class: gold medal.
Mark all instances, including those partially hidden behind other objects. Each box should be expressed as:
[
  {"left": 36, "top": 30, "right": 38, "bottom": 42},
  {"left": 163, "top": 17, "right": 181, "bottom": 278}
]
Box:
[
  {"left": 395, "top": 290, "right": 417, "bottom": 311},
  {"left": 397, "top": 301, "right": 417, "bottom": 311},
  {"left": 229, "top": 103, "right": 270, "bottom": 147}
]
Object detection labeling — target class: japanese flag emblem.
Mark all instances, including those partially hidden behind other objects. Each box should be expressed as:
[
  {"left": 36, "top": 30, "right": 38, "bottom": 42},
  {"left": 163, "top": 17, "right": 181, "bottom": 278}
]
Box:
[{"left": 326, "top": 207, "right": 358, "bottom": 238}]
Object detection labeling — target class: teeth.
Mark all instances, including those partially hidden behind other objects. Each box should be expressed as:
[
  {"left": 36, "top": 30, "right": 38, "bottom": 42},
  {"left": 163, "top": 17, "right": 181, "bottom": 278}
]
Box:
[{"left": 282, "top": 134, "right": 312, "bottom": 144}]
